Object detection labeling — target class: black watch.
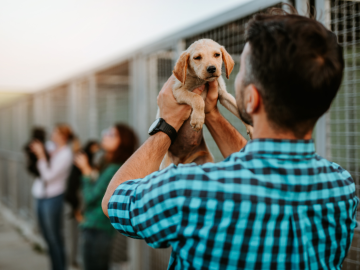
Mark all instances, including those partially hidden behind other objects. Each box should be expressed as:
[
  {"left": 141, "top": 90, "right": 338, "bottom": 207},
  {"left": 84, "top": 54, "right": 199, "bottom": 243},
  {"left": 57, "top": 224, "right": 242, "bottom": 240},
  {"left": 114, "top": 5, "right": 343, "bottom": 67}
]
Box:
[{"left": 148, "top": 118, "right": 177, "bottom": 145}]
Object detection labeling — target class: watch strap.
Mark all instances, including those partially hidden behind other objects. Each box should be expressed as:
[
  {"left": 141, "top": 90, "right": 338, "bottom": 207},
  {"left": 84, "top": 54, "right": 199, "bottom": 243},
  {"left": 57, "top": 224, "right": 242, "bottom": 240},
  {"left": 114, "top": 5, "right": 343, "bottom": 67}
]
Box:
[{"left": 158, "top": 119, "right": 177, "bottom": 145}]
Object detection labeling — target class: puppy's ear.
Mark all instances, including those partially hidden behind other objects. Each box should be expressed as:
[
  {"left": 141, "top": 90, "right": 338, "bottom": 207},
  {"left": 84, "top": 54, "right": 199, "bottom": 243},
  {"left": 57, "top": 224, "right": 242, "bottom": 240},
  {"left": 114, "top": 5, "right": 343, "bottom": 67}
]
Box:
[
  {"left": 173, "top": 51, "right": 190, "bottom": 84},
  {"left": 221, "top": 47, "right": 234, "bottom": 79}
]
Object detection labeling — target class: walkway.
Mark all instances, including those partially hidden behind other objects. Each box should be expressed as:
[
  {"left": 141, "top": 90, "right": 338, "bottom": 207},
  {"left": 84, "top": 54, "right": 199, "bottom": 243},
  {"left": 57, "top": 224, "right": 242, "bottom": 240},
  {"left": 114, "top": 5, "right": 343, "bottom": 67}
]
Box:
[{"left": 0, "top": 213, "right": 48, "bottom": 270}]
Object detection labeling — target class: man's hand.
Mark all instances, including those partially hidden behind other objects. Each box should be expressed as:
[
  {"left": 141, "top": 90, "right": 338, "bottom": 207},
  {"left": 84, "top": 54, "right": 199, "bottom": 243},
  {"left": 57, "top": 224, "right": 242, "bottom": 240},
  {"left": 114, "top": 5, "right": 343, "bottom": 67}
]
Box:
[{"left": 158, "top": 75, "right": 204, "bottom": 131}]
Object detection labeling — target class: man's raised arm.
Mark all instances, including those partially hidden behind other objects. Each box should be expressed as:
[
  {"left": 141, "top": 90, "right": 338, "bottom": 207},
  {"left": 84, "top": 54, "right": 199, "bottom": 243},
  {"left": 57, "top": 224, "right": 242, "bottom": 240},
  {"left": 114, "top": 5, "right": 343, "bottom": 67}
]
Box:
[{"left": 204, "top": 81, "right": 247, "bottom": 158}]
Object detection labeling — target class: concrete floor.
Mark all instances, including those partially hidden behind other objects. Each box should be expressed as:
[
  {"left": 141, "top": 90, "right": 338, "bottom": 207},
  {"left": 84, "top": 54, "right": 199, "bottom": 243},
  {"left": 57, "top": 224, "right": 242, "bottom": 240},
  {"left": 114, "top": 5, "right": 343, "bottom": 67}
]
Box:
[
  {"left": 0, "top": 213, "right": 48, "bottom": 270},
  {"left": 0, "top": 208, "right": 129, "bottom": 270}
]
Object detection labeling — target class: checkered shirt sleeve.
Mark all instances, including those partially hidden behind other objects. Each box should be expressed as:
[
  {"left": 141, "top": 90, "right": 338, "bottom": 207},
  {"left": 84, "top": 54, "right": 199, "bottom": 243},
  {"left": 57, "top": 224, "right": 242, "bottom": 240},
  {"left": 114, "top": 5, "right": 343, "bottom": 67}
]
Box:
[{"left": 108, "top": 164, "right": 187, "bottom": 248}]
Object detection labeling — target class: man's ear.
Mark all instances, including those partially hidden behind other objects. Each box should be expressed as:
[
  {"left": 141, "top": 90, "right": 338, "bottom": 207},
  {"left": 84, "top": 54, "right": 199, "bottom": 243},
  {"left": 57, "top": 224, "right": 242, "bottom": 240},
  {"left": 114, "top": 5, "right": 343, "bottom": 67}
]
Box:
[
  {"left": 221, "top": 47, "right": 234, "bottom": 79},
  {"left": 173, "top": 51, "right": 190, "bottom": 84},
  {"left": 246, "top": 85, "right": 261, "bottom": 115}
]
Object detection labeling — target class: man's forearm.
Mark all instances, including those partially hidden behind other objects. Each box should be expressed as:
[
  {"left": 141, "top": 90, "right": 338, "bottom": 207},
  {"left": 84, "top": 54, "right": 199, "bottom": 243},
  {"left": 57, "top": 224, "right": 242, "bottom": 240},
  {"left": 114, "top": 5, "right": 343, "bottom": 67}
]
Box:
[
  {"left": 102, "top": 132, "right": 170, "bottom": 217},
  {"left": 205, "top": 108, "right": 247, "bottom": 158}
]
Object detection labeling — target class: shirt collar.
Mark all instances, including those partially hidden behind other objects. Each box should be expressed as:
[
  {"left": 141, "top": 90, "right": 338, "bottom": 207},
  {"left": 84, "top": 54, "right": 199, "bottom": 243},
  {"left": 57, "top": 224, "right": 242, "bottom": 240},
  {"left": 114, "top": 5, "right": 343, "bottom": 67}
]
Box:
[{"left": 242, "top": 138, "right": 316, "bottom": 159}]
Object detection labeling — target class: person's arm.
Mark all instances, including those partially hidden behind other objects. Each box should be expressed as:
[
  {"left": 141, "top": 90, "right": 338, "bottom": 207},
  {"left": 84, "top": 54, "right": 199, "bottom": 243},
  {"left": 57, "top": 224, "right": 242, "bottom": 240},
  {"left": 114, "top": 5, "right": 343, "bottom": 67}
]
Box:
[
  {"left": 82, "top": 166, "right": 118, "bottom": 206},
  {"left": 205, "top": 108, "right": 247, "bottom": 158},
  {"left": 107, "top": 163, "right": 186, "bottom": 245},
  {"left": 36, "top": 149, "right": 72, "bottom": 182},
  {"left": 102, "top": 76, "right": 193, "bottom": 217},
  {"left": 204, "top": 81, "right": 247, "bottom": 158}
]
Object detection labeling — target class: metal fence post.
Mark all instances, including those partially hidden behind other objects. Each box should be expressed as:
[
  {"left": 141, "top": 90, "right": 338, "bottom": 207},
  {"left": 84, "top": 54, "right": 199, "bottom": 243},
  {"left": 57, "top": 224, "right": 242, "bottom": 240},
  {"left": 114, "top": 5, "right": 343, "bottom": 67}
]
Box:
[
  {"left": 173, "top": 39, "right": 185, "bottom": 68},
  {"left": 315, "top": 115, "right": 327, "bottom": 157},
  {"left": 88, "top": 75, "right": 98, "bottom": 138},
  {"left": 139, "top": 53, "right": 151, "bottom": 270},
  {"left": 131, "top": 54, "right": 149, "bottom": 144},
  {"left": 314, "top": 0, "right": 330, "bottom": 158},
  {"left": 130, "top": 56, "right": 140, "bottom": 142},
  {"left": 129, "top": 58, "right": 137, "bottom": 133},
  {"left": 128, "top": 56, "right": 151, "bottom": 270},
  {"left": 45, "top": 91, "right": 53, "bottom": 130},
  {"left": 68, "top": 81, "right": 78, "bottom": 134},
  {"left": 32, "top": 94, "right": 42, "bottom": 127},
  {"left": 127, "top": 239, "right": 142, "bottom": 270},
  {"left": 296, "top": 0, "right": 308, "bottom": 15},
  {"left": 147, "top": 54, "right": 159, "bottom": 126}
]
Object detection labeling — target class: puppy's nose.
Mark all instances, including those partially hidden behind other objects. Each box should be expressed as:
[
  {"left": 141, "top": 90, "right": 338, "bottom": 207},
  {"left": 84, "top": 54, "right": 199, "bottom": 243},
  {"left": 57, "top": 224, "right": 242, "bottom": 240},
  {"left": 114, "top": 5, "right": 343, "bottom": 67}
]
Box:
[{"left": 207, "top": 66, "right": 216, "bottom": 74}]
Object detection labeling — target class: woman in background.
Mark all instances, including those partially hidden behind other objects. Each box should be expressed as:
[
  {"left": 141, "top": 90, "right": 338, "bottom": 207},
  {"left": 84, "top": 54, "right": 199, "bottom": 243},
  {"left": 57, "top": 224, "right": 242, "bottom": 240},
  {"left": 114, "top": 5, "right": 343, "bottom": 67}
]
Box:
[
  {"left": 30, "top": 124, "right": 74, "bottom": 270},
  {"left": 64, "top": 140, "right": 100, "bottom": 268},
  {"left": 75, "top": 123, "right": 138, "bottom": 270},
  {"left": 65, "top": 140, "right": 100, "bottom": 221}
]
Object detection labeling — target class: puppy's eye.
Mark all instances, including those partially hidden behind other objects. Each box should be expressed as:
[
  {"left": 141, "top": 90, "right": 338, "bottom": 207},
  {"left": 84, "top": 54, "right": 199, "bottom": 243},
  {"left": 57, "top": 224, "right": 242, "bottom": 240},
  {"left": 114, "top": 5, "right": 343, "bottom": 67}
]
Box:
[
  {"left": 214, "top": 53, "right": 220, "bottom": 57},
  {"left": 194, "top": 56, "right": 201, "bottom": 60}
]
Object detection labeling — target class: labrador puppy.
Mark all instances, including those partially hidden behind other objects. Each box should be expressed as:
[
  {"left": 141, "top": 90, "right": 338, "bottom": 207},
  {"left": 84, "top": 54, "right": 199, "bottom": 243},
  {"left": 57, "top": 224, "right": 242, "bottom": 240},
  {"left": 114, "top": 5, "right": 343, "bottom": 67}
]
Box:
[
  {"left": 159, "top": 39, "right": 253, "bottom": 169},
  {"left": 173, "top": 39, "right": 253, "bottom": 134}
]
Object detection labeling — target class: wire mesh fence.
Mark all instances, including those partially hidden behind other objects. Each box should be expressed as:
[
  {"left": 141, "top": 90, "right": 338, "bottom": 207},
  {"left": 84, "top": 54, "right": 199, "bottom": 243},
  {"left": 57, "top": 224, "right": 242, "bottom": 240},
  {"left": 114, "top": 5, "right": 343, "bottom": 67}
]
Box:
[{"left": 327, "top": 1, "right": 360, "bottom": 269}]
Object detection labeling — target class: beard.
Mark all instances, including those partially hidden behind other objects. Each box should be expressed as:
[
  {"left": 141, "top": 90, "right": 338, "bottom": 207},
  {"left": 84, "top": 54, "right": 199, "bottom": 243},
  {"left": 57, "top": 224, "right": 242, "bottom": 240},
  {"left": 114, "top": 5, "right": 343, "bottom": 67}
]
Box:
[{"left": 237, "top": 81, "right": 253, "bottom": 126}]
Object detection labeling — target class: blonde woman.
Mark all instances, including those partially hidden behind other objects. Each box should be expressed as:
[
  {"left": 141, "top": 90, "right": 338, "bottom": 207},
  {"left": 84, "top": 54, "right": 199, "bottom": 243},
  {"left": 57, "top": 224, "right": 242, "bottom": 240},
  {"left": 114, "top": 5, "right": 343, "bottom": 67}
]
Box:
[{"left": 30, "top": 124, "right": 74, "bottom": 270}]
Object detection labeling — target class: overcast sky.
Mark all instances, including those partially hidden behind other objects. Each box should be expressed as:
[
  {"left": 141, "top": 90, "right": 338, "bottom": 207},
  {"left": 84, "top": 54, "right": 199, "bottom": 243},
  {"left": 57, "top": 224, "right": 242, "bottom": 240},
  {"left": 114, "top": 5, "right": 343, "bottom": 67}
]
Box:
[{"left": 0, "top": 0, "right": 251, "bottom": 92}]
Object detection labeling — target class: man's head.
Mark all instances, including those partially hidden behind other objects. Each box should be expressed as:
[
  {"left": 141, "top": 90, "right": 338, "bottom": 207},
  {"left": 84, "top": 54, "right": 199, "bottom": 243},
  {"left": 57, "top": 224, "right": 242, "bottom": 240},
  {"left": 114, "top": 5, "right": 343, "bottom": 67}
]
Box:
[{"left": 235, "top": 9, "right": 344, "bottom": 138}]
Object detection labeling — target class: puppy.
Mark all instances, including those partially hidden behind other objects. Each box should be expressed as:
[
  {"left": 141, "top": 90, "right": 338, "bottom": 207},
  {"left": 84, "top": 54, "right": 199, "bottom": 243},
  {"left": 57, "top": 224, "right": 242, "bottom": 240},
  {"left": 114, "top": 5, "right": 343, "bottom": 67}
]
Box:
[
  {"left": 159, "top": 39, "right": 253, "bottom": 169},
  {"left": 23, "top": 127, "right": 49, "bottom": 177}
]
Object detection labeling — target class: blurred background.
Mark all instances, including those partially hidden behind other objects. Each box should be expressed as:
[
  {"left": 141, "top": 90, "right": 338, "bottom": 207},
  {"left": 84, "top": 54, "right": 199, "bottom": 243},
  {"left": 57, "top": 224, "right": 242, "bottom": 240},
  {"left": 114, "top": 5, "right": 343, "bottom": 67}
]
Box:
[{"left": 0, "top": 0, "right": 359, "bottom": 269}]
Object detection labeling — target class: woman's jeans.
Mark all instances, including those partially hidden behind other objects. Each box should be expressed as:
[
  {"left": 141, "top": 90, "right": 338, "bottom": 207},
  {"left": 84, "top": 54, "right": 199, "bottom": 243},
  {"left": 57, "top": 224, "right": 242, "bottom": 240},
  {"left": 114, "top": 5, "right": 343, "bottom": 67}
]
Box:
[
  {"left": 81, "top": 228, "right": 113, "bottom": 270},
  {"left": 36, "top": 194, "right": 65, "bottom": 270}
]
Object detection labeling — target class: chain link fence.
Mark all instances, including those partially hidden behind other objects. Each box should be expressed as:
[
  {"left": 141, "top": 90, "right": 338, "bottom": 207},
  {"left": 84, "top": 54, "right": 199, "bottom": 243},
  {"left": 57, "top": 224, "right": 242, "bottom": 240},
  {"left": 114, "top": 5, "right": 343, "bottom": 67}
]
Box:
[{"left": 327, "top": 1, "right": 360, "bottom": 269}]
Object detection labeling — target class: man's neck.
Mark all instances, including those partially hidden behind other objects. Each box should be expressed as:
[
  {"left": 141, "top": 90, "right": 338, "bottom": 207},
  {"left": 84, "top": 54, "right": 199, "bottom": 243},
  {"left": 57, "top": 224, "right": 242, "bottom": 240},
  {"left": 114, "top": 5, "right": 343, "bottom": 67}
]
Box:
[{"left": 251, "top": 116, "right": 313, "bottom": 140}]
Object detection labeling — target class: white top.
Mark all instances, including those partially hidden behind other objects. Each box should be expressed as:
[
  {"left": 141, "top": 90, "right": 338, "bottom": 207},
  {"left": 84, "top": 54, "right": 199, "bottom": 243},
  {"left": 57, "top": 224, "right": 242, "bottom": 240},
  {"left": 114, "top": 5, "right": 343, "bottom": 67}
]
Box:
[{"left": 31, "top": 145, "right": 73, "bottom": 199}]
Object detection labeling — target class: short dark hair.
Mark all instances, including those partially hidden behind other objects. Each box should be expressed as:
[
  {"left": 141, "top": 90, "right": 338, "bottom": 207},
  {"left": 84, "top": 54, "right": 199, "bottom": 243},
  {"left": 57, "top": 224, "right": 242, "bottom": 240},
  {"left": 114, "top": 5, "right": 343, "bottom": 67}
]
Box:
[
  {"left": 244, "top": 7, "right": 344, "bottom": 137},
  {"left": 110, "top": 123, "right": 138, "bottom": 164}
]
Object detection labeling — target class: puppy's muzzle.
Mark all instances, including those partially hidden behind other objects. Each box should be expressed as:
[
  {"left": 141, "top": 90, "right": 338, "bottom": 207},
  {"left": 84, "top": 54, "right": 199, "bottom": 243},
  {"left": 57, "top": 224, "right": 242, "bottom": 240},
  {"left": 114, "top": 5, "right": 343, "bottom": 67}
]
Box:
[{"left": 207, "top": 66, "right": 216, "bottom": 74}]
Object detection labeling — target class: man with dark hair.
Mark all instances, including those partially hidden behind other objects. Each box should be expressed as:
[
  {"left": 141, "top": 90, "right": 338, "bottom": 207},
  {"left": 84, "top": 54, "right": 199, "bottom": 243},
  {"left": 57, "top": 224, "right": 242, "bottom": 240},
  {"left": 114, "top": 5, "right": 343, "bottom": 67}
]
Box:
[
  {"left": 241, "top": 8, "right": 344, "bottom": 138},
  {"left": 102, "top": 9, "right": 358, "bottom": 270}
]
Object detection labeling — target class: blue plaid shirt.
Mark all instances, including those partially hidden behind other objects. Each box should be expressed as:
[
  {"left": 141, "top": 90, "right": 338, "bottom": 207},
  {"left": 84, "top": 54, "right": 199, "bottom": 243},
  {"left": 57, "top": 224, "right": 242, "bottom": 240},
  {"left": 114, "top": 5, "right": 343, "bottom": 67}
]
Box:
[{"left": 108, "top": 139, "right": 358, "bottom": 270}]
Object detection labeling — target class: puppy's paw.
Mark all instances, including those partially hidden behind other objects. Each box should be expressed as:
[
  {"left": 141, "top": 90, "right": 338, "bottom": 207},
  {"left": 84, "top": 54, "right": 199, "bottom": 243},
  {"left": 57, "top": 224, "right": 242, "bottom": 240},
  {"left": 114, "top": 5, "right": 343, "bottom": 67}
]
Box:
[
  {"left": 190, "top": 119, "right": 204, "bottom": 131},
  {"left": 190, "top": 113, "right": 205, "bottom": 131}
]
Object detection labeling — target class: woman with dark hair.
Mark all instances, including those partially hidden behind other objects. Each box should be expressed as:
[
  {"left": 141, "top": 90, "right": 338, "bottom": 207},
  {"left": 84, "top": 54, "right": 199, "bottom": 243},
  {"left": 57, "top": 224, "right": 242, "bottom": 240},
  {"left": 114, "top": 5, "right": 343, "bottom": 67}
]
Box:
[
  {"left": 65, "top": 140, "right": 100, "bottom": 220},
  {"left": 30, "top": 123, "right": 74, "bottom": 270},
  {"left": 74, "top": 123, "right": 138, "bottom": 270}
]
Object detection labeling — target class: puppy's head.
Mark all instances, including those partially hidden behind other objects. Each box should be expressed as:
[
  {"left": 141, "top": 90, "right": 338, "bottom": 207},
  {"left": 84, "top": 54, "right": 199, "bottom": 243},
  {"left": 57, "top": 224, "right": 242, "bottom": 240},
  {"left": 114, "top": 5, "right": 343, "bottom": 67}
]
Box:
[{"left": 173, "top": 39, "right": 234, "bottom": 84}]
